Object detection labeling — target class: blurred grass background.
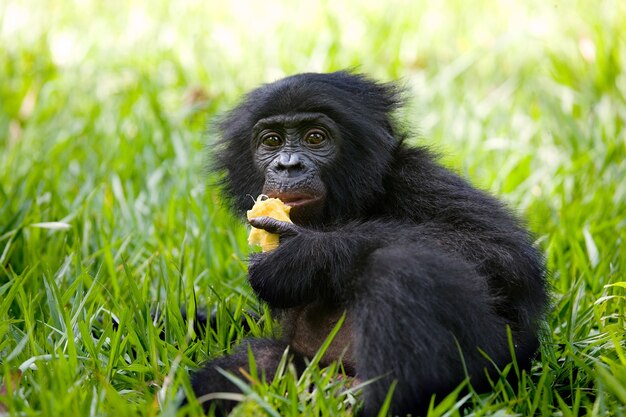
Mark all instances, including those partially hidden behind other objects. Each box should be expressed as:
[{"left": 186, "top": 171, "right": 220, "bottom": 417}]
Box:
[{"left": 1, "top": 0, "right": 625, "bottom": 415}]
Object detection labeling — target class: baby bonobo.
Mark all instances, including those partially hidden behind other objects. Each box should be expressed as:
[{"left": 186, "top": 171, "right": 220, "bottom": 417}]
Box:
[{"left": 189, "top": 71, "right": 547, "bottom": 416}]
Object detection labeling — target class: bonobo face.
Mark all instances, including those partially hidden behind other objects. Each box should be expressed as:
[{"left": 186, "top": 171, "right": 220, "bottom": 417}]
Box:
[{"left": 252, "top": 112, "right": 339, "bottom": 224}]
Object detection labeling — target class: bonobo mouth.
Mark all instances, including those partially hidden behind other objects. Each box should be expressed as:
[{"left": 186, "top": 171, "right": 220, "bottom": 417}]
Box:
[
  {"left": 266, "top": 192, "right": 322, "bottom": 208},
  {"left": 263, "top": 186, "right": 327, "bottom": 224}
]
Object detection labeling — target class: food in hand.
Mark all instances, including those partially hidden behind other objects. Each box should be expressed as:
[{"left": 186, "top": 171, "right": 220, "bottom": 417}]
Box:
[{"left": 247, "top": 195, "right": 292, "bottom": 252}]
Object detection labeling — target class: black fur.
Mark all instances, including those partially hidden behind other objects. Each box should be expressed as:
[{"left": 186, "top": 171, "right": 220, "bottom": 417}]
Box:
[{"left": 192, "top": 71, "right": 548, "bottom": 416}]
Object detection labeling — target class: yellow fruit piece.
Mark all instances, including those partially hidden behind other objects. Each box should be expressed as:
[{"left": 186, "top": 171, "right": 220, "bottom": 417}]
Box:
[{"left": 247, "top": 196, "right": 292, "bottom": 252}]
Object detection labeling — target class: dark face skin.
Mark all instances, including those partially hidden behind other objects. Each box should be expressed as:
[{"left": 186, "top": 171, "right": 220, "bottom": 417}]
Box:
[{"left": 252, "top": 112, "right": 339, "bottom": 225}]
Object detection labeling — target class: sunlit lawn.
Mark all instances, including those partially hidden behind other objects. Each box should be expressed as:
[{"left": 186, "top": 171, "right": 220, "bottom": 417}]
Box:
[{"left": 1, "top": 1, "right": 625, "bottom": 415}]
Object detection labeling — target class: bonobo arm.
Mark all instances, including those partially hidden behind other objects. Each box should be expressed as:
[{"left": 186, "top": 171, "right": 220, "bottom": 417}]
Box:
[
  {"left": 247, "top": 218, "right": 405, "bottom": 307},
  {"left": 248, "top": 216, "right": 545, "bottom": 330}
]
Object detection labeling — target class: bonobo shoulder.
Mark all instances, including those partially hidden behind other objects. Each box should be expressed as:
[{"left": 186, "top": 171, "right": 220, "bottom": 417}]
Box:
[{"left": 381, "top": 143, "right": 516, "bottom": 225}]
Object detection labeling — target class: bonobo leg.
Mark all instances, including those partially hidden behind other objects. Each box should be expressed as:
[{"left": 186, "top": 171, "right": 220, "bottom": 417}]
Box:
[
  {"left": 354, "top": 245, "right": 533, "bottom": 417},
  {"left": 189, "top": 339, "right": 306, "bottom": 415}
]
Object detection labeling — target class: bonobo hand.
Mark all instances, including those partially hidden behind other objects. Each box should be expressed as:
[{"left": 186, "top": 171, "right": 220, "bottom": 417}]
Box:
[
  {"left": 248, "top": 216, "right": 303, "bottom": 244},
  {"left": 247, "top": 217, "right": 318, "bottom": 307}
]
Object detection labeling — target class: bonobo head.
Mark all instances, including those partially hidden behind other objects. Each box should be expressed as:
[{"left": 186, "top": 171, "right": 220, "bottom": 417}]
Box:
[
  {"left": 213, "top": 71, "right": 405, "bottom": 225},
  {"left": 252, "top": 112, "right": 336, "bottom": 223}
]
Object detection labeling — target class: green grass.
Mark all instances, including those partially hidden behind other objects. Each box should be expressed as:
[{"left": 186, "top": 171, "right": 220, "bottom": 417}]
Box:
[{"left": 1, "top": 0, "right": 626, "bottom": 415}]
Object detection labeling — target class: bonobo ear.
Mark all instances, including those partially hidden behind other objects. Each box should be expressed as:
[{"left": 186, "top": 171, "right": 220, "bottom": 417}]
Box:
[{"left": 210, "top": 106, "right": 265, "bottom": 217}]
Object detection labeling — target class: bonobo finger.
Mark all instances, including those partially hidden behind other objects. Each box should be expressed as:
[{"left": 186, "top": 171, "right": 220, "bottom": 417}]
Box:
[{"left": 249, "top": 217, "right": 298, "bottom": 236}]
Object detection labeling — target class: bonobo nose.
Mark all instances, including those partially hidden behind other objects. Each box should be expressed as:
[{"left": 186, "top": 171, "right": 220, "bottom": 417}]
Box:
[{"left": 275, "top": 152, "right": 306, "bottom": 177}]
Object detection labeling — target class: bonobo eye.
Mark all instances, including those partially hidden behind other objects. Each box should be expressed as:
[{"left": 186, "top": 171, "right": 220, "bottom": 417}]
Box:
[
  {"left": 261, "top": 134, "right": 283, "bottom": 147},
  {"left": 304, "top": 130, "right": 327, "bottom": 146}
]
